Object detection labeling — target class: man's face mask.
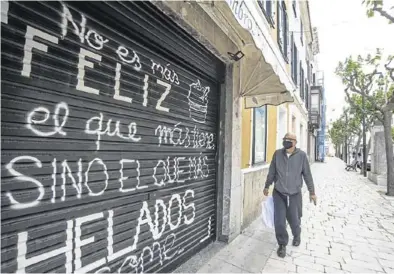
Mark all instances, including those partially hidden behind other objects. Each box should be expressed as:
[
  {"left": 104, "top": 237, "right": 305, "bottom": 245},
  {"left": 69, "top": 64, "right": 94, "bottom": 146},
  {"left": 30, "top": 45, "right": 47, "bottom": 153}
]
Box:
[{"left": 283, "top": 138, "right": 295, "bottom": 149}]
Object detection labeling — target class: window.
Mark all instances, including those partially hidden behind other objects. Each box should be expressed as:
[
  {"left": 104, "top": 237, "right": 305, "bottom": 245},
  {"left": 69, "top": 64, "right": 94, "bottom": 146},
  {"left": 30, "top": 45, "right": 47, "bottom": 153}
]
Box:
[
  {"left": 292, "top": 116, "right": 296, "bottom": 134},
  {"left": 291, "top": 34, "right": 298, "bottom": 86},
  {"left": 305, "top": 83, "right": 309, "bottom": 110},
  {"left": 312, "top": 73, "right": 316, "bottom": 85},
  {"left": 300, "top": 124, "right": 304, "bottom": 149},
  {"left": 300, "top": 20, "right": 304, "bottom": 45},
  {"left": 252, "top": 106, "right": 267, "bottom": 164},
  {"left": 307, "top": 60, "right": 310, "bottom": 83},
  {"left": 292, "top": 0, "right": 297, "bottom": 17},
  {"left": 277, "top": 1, "right": 289, "bottom": 62},
  {"left": 258, "top": 0, "right": 274, "bottom": 27}
]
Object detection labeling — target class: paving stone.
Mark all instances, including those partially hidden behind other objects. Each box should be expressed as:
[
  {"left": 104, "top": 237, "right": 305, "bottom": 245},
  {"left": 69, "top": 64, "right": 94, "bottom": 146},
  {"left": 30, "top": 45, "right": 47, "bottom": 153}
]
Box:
[
  {"left": 293, "top": 257, "right": 324, "bottom": 272},
  {"left": 341, "top": 264, "right": 379, "bottom": 273},
  {"left": 377, "top": 251, "right": 394, "bottom": 261},
  {"left": 307, "top": 243, "right": 330, "bottom": 253},
  {"left": 289, "top": 250, "right": 312, "bottom": 258},
  {"left": 193, "top": 158, "right": 394, "bottom": 274},
  {"left": 329, "top": 248, "right": 351, "bottom": 259},
  {"left": 379, "top": 258, "right": 394, "bottom": 269},
  {"left": 350, "top": 252, "right": 379, "bottom": 263},
  {"left": 296, "top": 266, "right": 321, "bottom": 273},
  {"left": 342, "top": 258, "right": 384, "bottom": 272},
  {"left": 383, "top": 267, "right": 394, "bottom": 274},
  {"left": 262, "top": 258, "right": 296, "bottom": 273},
  {"left": 330, "top": 242, "right": 351, "bottom": 251},
  {"left": 315, "top": 257, "right": 342, "bottom": 269},
  {"left": 324, "top": 266, "right": 346, "bottom": 273},
  {"left": 308, "top": 238, "right": 331, "bottom": 247},
  {"left": 197, "top": 258, "right": 248, "bottom": 273}
]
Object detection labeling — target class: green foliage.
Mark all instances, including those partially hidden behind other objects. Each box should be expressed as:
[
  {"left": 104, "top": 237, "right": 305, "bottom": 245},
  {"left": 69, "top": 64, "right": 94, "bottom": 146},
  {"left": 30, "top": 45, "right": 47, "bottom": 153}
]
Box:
[
  {"left": 392, "top": 127, "right": 394, "bottom": 140},
  {"left": 328, "top": 117, "right": 348, "bottom": 147},
  {"left": 364, "top": 0, "right": 394, "bottom": 24},
  {"left": 336, "top": 50, "right": 394, "bottom": 124}
]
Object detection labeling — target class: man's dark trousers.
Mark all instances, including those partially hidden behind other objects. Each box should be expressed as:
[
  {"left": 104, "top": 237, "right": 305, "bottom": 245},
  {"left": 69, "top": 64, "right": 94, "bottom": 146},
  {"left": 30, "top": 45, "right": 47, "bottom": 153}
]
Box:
[{"left": 273, "top": 188, "right": 302, "bottom": 246}]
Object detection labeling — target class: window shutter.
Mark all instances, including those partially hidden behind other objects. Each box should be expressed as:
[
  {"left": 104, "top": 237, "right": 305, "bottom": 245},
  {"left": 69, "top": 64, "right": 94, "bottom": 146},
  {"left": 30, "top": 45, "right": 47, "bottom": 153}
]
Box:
[
  {"left": 286, "top": 12, "right": 290, "bottom": 60},
  {"left": 277, "top": 1, "right": 283, "bottom": 47}
]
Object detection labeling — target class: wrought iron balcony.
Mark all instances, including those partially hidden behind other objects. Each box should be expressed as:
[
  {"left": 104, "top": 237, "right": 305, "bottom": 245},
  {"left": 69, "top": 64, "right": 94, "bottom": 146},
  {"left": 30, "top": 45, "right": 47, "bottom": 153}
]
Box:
[{"left": 308, "top": 110, "right": 321, "bottom": 132}]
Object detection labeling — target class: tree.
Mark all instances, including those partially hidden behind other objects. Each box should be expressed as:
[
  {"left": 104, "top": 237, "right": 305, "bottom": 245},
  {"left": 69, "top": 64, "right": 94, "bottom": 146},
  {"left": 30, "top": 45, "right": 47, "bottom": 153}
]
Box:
[
  {"left": 328, "top": 118, "right": 346, "bottom": 150},
  {"left": 365, "top": 0, "right": 394, "bottom": 24},
  {"left": 364, "top": 0, "right": 394, "bottom": 109},
  {"left": 336, "top": 52, "right": 394, "bottom": 196},
  {"left": 346, "top": 93, "right": 380, "bottom": 155}
]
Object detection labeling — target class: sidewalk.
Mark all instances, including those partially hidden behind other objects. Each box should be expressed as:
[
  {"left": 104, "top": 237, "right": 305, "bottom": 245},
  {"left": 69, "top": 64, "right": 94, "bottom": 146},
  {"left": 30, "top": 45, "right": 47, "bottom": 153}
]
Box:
[{"left": 175, "top": 157, "right": 394, "bottom": 273}]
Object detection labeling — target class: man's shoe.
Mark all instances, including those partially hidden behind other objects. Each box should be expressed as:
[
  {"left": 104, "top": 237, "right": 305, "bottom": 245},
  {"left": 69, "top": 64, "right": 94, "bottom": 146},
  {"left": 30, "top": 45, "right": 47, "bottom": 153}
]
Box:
[
  {"left": 292, "top": 238, "right": 301, "bottom": 247},
  {"left": 277, "top": 245, "right": 286, "bottom": 258}
]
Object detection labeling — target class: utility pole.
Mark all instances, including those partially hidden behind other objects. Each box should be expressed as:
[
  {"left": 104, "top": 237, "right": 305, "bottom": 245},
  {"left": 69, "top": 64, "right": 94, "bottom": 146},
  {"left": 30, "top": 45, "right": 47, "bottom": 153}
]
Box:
[{"left": 362, "top": 95, "right": 367, "bottom": 177}]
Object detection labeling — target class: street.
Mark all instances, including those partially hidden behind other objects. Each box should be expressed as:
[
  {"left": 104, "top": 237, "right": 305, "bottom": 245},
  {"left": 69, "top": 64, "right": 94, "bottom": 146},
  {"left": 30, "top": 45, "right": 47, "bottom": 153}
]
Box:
[
  {"left": 262, "top": 157, "right": 394, "bottom": 273},
  {"left": 187, "top": 157, "right": 394, "bottom": 273}
]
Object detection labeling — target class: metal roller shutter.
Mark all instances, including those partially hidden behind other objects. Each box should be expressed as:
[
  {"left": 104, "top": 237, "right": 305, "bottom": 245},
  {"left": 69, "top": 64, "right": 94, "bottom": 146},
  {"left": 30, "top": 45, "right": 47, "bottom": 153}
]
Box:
[{"left": 1, "top": 1, "right": 225, "bottom": 273}]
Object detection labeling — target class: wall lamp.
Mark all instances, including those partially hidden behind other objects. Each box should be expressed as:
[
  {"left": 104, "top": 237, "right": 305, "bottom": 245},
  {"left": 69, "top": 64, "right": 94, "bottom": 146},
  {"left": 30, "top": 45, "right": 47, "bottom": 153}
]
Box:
[{"left": 228, "top": 51, "right": 245, "bottom": 61}]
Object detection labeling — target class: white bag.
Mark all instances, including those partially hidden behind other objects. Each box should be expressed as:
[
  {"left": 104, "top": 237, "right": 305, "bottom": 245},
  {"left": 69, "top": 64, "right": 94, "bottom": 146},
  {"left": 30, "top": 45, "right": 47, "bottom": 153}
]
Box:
[{"left": 261, "top": 196, "right": 275, "bottom": 229}]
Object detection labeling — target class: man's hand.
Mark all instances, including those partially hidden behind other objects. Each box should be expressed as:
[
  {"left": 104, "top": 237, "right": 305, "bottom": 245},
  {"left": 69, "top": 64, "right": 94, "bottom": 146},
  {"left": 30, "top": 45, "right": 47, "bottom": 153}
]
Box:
[
  {"left": 263, "top": 188, "right": 269, "bottom": 196},
  {"left": 310, "top": 194, "right": 317, "bottom": 205}
]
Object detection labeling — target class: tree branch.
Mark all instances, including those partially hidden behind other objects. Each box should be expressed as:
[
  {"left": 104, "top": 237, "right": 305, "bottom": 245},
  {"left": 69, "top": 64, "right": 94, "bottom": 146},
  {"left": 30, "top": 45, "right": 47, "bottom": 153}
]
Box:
[
  {"left": 347, "top": 74, "right": 384, "bottom": 112},
  {"left": 372, "top": 2, "right": 394, "bottom": 23}
]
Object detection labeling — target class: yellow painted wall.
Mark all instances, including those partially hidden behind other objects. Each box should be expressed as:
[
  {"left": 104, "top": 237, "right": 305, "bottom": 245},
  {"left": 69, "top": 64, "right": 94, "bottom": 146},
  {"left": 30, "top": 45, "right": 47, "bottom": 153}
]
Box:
[
  {"left": 266, "top": 106, "right": 278, "bottom": 162},
  {"left": 241, "top": 103, "right": 252, "bottom": 169},
  {"left": 241, "top": 104, "right": 278, "bottom": 167}
]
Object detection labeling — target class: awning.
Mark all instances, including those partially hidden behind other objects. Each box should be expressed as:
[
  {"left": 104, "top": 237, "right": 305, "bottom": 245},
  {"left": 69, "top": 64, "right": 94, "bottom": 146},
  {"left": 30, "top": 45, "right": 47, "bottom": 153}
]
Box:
[{"left": 223, "top": 0, "right": 296, "bottom": 108}]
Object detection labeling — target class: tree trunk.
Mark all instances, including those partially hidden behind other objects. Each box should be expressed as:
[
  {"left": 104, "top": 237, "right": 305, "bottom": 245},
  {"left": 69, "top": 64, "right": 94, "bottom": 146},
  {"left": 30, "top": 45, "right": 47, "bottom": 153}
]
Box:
[
  {"left": 366, "top": 137, "right": 371, "bottom": 156},
  {"left": 383, "top": 111, "right": 394, "bottom": 196},
  {"left": 355, "top": 135, "right": 362, "bottom": 153}
]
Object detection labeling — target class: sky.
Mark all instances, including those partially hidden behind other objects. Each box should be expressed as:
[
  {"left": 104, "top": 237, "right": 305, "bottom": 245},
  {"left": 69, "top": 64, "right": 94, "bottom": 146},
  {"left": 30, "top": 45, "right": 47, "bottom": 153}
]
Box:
[{"left": 308, "top": 0, "right": 394, "bottom": 123}]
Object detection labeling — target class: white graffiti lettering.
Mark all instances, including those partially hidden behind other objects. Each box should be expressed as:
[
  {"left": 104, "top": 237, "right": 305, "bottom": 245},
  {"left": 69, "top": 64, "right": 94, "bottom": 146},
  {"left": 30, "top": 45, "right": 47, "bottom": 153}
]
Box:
[
  {"left": 114, "top": 63, "right": 133, "bottom": 104},
  {"left": 60, "top": 3, "right": 86, "bottom": 43},
  {"left": 16, "top": 220, "right": 73, "bottom": 273},
  {"left": 26, "top": 102, "right": 69, "bottom": 137},
  {"left": 22, "top": 26, "right": 59, "bottom": 77},
  {"left": 200, "top": 216, "right": 212, "bottom": 243},
  {"left": 187, "top": 80, "right": 210, "bottom": 124},
  {"left": 77, "top": 48, "right": 102, "bottom": 94},
  {"left": 167, "top": 194, "right": 182, "bottom": 230},
  {"left": 1, "top": 0, "right": 9, "bottom": 24},
  {"left": 142, "top": 75, "right": 172, "bottom": 112},
  {"left": 116, "top": 46, "right": 141, "bottom": 71},
  {"left": 119, "top": 159, "right": 147, "bottom": 192},
  {"left": 15, "top": 190, "right": 195, "bottom": 273},
  {"left": 61, "top": 159, "right": 83, "bottom": 201},
  {"left": 85, "top": 113, "right": 141, "bottom": 150},
  {"left": 152, "top": 156, "right": 209, "bottom": 187},
  {"left": 155, "top": 123, "right": 214, "bottom": 150},
  {"left": 5, "top": 156, "right": 44, "bottom": 209},
  {"left": 60, "top": 4, "right": 108, "bottom": 51},
  {"left": 85, "top": 158, "right": 109, "bottom": 196},
  {"left": 74, "top": 213, "right": 106, "bottom": 273},
  {"left": 151, "top": 60, "right": 180, "bottom": 85},
  {"left": 85, "top": 29, "right": 109, "bottom": 50}
]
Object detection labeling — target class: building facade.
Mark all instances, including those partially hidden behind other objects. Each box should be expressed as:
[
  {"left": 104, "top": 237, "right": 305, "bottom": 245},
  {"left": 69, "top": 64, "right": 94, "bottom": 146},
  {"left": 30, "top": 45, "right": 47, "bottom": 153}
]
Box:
[{"left": 1, "top": 1, "right": 321, "bottom": 273}]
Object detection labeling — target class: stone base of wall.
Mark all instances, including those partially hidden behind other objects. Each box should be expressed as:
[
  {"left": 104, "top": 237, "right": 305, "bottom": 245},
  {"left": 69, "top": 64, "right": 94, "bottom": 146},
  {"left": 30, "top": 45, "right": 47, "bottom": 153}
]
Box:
[
  {"left": 241, "top": 165, "right": 269, "bottom": 231},
  {"left": 368, "top": 172, "right": 387, "bottom": 187}
]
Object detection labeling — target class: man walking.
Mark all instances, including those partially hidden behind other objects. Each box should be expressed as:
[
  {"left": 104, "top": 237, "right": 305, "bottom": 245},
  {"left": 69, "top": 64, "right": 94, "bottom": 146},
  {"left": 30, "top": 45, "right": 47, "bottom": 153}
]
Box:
[{"left": 263, "top": 133, "right": 317, "bottom": 258}]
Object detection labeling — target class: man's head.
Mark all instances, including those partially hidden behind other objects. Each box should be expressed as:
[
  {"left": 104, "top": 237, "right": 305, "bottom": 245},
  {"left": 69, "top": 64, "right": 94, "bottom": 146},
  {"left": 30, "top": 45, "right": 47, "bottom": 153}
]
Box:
[{"left": 283, "top": 132, "right": 297, "bottom": 151}]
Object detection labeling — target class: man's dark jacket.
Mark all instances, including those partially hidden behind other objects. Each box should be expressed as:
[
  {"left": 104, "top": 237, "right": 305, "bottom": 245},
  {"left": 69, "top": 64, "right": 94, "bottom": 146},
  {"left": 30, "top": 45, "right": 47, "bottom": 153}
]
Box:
[{"left": 265, "top": 148, "right": 315, "bottom": 195}]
